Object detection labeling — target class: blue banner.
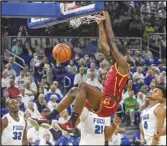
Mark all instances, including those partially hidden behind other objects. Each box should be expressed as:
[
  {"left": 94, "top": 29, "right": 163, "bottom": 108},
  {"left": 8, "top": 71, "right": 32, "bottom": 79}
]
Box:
[{"left": 2, "top": 2, "right": 61, "bottom": 17}]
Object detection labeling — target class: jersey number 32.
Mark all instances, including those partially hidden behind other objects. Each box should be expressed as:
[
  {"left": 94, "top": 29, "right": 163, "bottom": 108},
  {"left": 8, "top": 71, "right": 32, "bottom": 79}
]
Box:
[{"left": 13, "top": 132, "right": 22, "bottom": 140}]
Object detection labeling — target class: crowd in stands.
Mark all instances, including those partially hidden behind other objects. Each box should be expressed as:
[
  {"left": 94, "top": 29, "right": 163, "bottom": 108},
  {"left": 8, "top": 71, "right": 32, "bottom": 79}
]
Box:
[{"left": 1, "top": 1, "right": 166, "bottom": 146}]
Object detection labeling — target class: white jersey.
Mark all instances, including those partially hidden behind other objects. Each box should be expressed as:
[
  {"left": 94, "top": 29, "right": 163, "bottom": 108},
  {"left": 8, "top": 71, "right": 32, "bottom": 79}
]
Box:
[
  {"left": 1, "top": 113, "right": 26, "bottom": 145},
  {"left": 78, "top": 108, "right": 110, "bottom": 145},
  {"left": 159, "top": 106, "right": 166, "bottom": 145},
  {"left": 141, "top": 103, "right": 166, "bottom": 145}
]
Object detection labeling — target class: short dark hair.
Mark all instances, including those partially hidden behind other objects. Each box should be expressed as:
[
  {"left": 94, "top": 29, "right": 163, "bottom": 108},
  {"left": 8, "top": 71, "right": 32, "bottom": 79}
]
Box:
[{"left": 156, "top": 85, "right": 166, "bottom": 98}]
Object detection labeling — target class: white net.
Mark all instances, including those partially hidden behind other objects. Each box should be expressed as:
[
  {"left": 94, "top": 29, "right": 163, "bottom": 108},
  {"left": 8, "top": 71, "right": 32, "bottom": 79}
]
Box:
[{"left": 69, "top": 13, "right": 105, "bottom": 29}]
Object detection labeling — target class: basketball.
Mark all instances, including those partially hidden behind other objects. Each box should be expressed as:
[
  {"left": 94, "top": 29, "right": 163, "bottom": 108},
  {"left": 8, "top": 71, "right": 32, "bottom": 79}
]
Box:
[{"left": 52, "top": 43, "right": 72, "bottom": 63}]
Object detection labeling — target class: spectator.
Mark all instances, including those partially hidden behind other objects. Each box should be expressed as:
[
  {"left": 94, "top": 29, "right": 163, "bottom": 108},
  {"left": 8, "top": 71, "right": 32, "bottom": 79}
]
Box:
[
  {"left": 30, "top": 54, "right": 42, "bottom": 73},
  {"left": 24, "top": 81, "right": 36, "bottom": 101},
  {"left": 26, "top": 102, "right": 41, "bottom": 119},
  {"left": 84, "top": 39, "right": 97, "bottom": 54},
  {"left": 129, "top": 14, "right": 143, "bottom": 37},
  {"left": 16, "top": 95, "right": 25, "bottom": 112},
  {"left": 8, "top": 56, "right": 20, "bottom": 76},
  {"left": 87, "top": 63, "right": 98, "bottom": 79},
  {"left": 135, "top": 55, "right": 144, "bottom": 66},
  {"left": 143, "top": 22, "right": 155, "bottom": 40},
  {"left": 148, "top": 82, "right": 156, "bottom": 92},
  {"left": 142, "top": 47, "right": 153, "bottom": 62},
  {"left": 140, "top": 85, "right": 149, "bottom": 97},
  {"left": 58, "top": 110, "right": 69, "bottom": 123},
  {"left": 7, "top": 79, "right": 20, "bottom": 99},
  {"left": 73, "top": 42, "right": 83, "bottom": 55},
  {"left": 46, "top": 85, "right": 62, "bottom": 103},
  {"left": 39, "top": 132, "right": 54, "bottom": 145},
  {"left": 35, "top": 94, "right": 49, "bottom": 113},
  {"left": 144, "top": 69, "right": 154, "bottom": 85},
  {"left": 3, "top": 63, "right": 16, "bottom": 79},
  {"left": 66, "top": 60, "right": 78, "bottom": 74},
  {"left": 15, "top": 69, "right": 28, "bottom": 88},
  {"left": 125, "top": 79, "right": 135, "bottom": 91},
  {"left": 86, "top": 72, "right": 103, "bottom": 91},
  {"left": 73, "top": 67, "right": 87, "bottom": 87},
  {"left": 136, "top": 92, "right": 145, "bottom": 109},
  {"left": 49, "top": 81, "right": 63, "bottom": 98},
  {"left": 77, "top": 58, "right": 86, "bottom": 70},
  {"left": 1, "top": 90, "right": 10, "bottom": 108},
  {"left": 158, "top": 63, "right": 166, "bottom": 72},
  {"left": 158, "top": 75, "right": 166, "bottom": 86},
  {"left": 11, "top": 40, "right": 23, "bottom": 56},
  {"left": 39, "top": 79, "right": 49, "bottom": 94},
  {"left": 19, "top": 87, "right": 34, "bottom": 109},
  {"left": 97, "top": 62, "right": 107, "bottom": 79},
  {"left": 132, "top": 67, "right": 144, "bottom": 81},
  {"left": 2, "top": 71, "right": 10, "bottom": 88},
  {"left": 23, "top": 41, "right": 33, "bottom": 56},
  {"left": 124, "top": 89, "right": 139, "bottom": 126},
  {"left": 47, "top": 95, "right": 59, "bottom": 111},
  {"left": 29, "top": 76, "right": 37, "bottom": 93},
  {"left": 39, "top": 57, "right": 53, "bottom": 85}
]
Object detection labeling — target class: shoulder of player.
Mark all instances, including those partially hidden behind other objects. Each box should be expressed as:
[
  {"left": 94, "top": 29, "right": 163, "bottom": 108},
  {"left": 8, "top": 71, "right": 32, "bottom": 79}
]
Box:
[{"left": 154, "top": 105, "right": 166, "bottom": 116}]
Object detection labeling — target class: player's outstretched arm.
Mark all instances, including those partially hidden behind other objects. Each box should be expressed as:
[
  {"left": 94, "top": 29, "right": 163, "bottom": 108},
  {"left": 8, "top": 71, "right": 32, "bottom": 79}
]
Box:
[
  {"left": 104, "top": 116, "right": 121, "bottom": 141},
  {"left": 104, "top": 11, "right": 129, "bottom": 74},
  {"left": 152, "top": 105, "right": 166, "bottom": 145},
  {"left": 140, "top": 123, "right": 146, "bottom": 144},
  {"left": 158, "top": 125, "right": 166, "bottom": 136},
  {"left": 97, "top": 20, "right": 113, "bottom": 62},
  {"left": 22, "top": 120, "right": 28, "bottom": 145}
]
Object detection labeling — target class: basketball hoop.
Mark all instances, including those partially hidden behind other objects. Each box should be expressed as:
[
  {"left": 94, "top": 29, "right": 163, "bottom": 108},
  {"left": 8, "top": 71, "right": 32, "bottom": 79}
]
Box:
[{"left": 69, "top": 13, "right": 105, "bottom": 29}]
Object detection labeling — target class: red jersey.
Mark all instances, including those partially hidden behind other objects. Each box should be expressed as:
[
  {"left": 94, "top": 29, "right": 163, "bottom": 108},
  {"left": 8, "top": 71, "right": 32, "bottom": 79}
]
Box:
[
  {"left": 85, "top": 63, "right": 129, "bottom": 117},
  {"left": 103, "top": 63, "right": 129, "bottom": 102}
]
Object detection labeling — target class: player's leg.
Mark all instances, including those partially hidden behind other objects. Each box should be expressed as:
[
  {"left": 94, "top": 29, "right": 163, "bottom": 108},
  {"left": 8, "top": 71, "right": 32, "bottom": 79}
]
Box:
[
  {"left": 70, "top": 82, "right": 103, "bottom": 127},
  {"left": 57, "top": 82, "right": 103, "bottom": 131},
  {"left": 103, "top": 11, "right": 129, "bottom": 75},
  {"left": 47, "top": 87, "right": 78, "bottom": 119}
]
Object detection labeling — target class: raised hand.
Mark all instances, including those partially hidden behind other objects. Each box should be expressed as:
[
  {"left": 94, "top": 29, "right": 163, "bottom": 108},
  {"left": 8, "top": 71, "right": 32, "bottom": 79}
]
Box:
[{"left": 113, "top": 116, "right": 121, "bottom": 127}]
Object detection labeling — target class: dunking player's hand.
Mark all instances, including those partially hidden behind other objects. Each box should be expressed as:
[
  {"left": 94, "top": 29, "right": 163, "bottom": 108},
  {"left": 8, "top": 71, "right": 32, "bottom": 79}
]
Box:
[
  {"left": 96, "top": 11, "right": 105, "bottom": 24},
  {"left": 113, "top": 116, "right": 121, "bottom": 127}
]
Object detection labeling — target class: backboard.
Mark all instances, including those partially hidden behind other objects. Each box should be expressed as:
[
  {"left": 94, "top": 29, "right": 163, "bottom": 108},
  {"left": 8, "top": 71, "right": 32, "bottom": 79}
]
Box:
[{"left": 27, "top": 2, "right": 104, "bottom": 29}]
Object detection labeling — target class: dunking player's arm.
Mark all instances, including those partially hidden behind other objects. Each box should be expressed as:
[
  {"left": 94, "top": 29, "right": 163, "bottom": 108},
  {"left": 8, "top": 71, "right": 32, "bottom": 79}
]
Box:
[
  {"left": 103, "top": 11, "right": 129, "bottom": 75},
  {"left": 151, "top": 105, "right": 166, "bottom": 145}
]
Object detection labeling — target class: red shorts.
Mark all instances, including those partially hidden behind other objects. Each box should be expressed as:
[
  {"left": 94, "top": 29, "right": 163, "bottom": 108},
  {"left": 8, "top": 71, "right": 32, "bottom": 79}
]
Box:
[{"left": 85, "top": 96, "right": 118, "bottom": 117}]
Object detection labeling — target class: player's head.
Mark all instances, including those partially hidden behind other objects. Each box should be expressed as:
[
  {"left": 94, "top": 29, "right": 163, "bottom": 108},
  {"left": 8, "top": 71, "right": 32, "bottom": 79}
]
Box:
[
  {"left": 7, "top": 99, "right": 19, "bottom": 113},
  {"left": 148, "top": 85, "right": 166, "bottom": 102}
]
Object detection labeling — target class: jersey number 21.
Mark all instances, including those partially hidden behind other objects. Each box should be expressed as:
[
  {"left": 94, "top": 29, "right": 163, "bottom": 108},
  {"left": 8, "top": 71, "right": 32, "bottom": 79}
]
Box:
[{"left": 95, "top": 125, "right": 104, "bottom": 134}]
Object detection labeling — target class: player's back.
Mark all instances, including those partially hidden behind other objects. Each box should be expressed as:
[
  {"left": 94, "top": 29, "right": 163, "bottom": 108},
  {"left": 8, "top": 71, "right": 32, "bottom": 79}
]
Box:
[
  {"left": 140, "top": 103, "right": 160, "bottom": 145},
  {"left": 78, "top": 108, "right": 110, "bottom": 145},
  {"left": 103, "top": 63, "right": 129, "bottom": 101},
  {"left": 1, "top": 113, "right": 26, "bottom": 145}
]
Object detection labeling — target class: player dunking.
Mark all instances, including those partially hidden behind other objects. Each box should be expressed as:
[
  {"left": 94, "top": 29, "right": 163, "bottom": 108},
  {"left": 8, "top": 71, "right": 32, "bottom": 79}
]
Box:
[
  {"left": 1, "top": 99, "right": 28, "bottom": 145},
  {"left": 46, "top": 11, "right": 129, "bottom": 132}
]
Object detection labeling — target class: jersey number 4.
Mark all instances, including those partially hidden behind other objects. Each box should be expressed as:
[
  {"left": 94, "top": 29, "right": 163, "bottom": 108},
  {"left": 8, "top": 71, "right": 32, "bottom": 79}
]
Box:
[
  {"left": 144, "top": 121, "right": 148, "bottom": 130},
  {"left": 95, "top": 125, "right": 104, "bottom": 134},
  {"left": 13, "top": 132, "right": 22, "bottom": 140}
]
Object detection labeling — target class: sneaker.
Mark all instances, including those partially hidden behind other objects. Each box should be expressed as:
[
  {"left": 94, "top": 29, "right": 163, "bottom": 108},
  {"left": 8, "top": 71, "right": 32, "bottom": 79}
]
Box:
[{"left": 56, "top": 122, "right": 74, "bottom": 133}]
